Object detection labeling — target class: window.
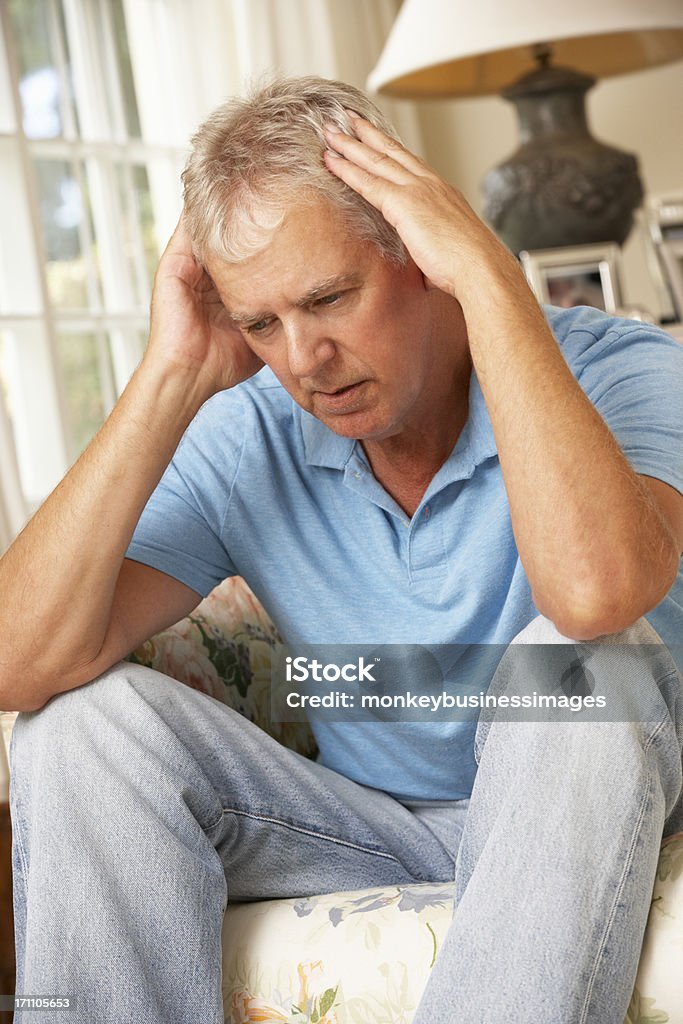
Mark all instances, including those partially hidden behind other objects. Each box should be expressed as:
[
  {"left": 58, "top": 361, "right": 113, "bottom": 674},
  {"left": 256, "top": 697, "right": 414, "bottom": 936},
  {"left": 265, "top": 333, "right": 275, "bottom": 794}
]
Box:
[
  {"left": 0, "top": 0, "right": 201, "bottom": 529},
  {"left": 0, "top": 0, "right": 398, "bottom": 547}
]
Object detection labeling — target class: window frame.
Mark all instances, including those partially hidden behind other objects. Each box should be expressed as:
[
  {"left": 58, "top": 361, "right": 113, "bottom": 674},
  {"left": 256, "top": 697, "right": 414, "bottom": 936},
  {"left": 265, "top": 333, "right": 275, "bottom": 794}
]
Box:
[{"left": 0, "top": 0, "right": 188, "bottom": 526}]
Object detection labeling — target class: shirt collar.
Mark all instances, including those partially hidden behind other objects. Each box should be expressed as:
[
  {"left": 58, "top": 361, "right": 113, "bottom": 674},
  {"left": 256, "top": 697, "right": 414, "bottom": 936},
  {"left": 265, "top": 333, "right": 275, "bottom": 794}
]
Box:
[
  {"left": 299, "top": 368, "right": 497, "bottom": 478},
  {"left": 300, "top": 409, "right": 356, "bottom": 469},
  {"left": 447, "top": 368, "right": 497, "bottom": 474}
]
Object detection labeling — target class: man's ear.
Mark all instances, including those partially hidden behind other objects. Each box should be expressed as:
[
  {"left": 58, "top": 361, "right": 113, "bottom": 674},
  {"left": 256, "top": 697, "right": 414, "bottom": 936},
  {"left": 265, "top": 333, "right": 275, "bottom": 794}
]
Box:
[{"left": 420, "top": 271, "right": 440, "bottom": 292}]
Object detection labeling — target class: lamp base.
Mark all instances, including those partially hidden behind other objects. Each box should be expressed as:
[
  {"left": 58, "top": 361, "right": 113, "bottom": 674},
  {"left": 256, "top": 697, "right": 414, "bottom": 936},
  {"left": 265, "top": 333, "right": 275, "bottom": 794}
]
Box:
[{"left": 482, "top": 65, "right": 643, "bottom": 254}]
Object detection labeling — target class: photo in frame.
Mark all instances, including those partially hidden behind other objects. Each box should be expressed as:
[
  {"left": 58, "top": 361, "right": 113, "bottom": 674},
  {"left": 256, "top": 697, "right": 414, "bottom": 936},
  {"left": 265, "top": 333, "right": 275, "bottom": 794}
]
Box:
[
  {"left": 646, "top": 196, "right": 683, "bottom": 321},
  {"left": 519, "top": 243, "right": 623, "bottom": 313},
  {"left": 658, "top": 240, "right": 683, "bottom": 321}
]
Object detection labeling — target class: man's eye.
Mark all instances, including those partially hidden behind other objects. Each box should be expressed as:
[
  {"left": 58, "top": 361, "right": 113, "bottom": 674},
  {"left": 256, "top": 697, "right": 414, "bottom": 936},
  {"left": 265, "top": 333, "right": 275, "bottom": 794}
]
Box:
[
  {"left": 247, "top": 318, "right": 271, "bottom": 335},
  {"left": 316, "top": 293, "right": 342, "bottom": 307}
]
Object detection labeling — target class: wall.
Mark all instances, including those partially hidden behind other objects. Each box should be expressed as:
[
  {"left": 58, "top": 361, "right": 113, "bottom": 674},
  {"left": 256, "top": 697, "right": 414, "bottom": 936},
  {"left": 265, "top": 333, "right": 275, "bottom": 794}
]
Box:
[{"left": 413, "top": 59, "right": 683, "bottom": 318}]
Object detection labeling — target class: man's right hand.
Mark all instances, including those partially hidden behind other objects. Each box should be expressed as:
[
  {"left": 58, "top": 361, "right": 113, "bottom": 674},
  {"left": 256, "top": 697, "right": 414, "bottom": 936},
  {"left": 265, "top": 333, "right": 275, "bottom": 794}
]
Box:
[
  {"left": 145, "top": 216, "right": 263, "bottom": 399},
  {"left": 0, "top": 217, "right": 266, "bottom": 712}
]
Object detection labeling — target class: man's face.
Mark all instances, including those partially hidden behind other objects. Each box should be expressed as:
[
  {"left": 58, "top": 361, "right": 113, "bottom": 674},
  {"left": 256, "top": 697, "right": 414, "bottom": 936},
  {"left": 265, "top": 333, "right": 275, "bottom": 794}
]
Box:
[{"left": 206, "top": 196, "right": 442, "bottom": 442}]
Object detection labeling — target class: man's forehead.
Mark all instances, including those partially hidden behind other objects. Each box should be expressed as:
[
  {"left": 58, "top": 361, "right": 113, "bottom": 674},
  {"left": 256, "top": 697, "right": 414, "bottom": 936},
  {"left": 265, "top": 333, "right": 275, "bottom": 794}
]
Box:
[
  {"left": 226, "top": 272, "right": 363, "bottom": 325},
  {"left": 206, "top": 194, "right": 378, "bottom": 318}
]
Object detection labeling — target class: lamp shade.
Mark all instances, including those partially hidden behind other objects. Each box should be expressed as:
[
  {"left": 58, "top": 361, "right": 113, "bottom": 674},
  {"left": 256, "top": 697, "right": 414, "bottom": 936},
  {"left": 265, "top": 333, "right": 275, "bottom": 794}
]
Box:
[{"left": 368, "top": 0, "right": 683, "bottom": 98}]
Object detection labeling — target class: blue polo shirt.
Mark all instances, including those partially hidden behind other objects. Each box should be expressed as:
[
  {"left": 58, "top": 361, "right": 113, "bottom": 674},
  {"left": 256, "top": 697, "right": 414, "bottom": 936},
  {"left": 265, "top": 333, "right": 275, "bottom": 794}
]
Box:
[{"left": 126, "top": 305, "right": 683, "bottom": 800}]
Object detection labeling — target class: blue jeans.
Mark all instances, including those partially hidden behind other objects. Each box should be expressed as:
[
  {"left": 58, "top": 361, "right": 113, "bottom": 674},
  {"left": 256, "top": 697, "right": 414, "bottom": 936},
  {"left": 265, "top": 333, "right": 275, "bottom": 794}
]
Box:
[{"left": 10, "top": 616, "right": 683, "bottom": 1023}]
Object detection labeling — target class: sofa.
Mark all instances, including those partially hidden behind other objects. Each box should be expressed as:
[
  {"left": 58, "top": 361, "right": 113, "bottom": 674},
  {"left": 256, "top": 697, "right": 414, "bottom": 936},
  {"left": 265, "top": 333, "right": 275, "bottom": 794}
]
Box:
[{"left": 1, "top": 575, "right": 682, "bottom": 1024}]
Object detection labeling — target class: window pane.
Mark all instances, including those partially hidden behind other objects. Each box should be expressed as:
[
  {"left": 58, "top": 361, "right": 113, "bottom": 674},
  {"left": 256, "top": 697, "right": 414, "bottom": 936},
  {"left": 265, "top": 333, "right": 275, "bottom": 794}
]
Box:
[
  {"left": 131, "top": 164, "right": 158, "bottom": 297},
  {"left": 0, "top": 332, "right": 27, "bottom": 537},
  {"left": 34, "top": 158, "right": 100, "bottom": 309},
  {"left": 1, "top": 0, "right": 190, "bottom": 537},
  {"left": 0, "top": 322, "right": 67, "bottom": 505},
  {"left": 8, "top": 0, "right": 75, "bottom": 139},
  {"left": 0, "top": 14, "right": 17, "bottom": 132},
  {"left": 110, "top": 0, "right": 140, "bottom": 138},
  {"left": 109, "top": 328, "right": 146, "bottom": 396},
  {"left": 109, "top": 162, "right": 158, "bottom": 306},
  {"left": 56, "top": 330, "right": 112, "bottom": 460},
  {"left": 0, "top": 139, "right": 43, "bottom": 314},
  {"left": 0, "top": 333, "right": 16, "bottom": 425}
]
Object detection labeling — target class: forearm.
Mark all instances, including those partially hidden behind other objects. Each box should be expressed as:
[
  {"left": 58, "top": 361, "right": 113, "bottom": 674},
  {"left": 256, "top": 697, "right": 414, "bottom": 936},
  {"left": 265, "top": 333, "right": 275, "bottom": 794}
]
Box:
[
  {"left": 460, "top": 268, "right": 679, "bottom": 637},
  {"left": 0, "top": 359, "right": 210, "bottom": 700}
]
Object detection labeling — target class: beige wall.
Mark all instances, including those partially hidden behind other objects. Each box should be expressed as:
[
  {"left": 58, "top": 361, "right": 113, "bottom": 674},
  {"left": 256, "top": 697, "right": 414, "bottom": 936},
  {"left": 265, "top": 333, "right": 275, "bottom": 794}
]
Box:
[{"left": 413, "top": 59, "right": 683, "bottom": 318}]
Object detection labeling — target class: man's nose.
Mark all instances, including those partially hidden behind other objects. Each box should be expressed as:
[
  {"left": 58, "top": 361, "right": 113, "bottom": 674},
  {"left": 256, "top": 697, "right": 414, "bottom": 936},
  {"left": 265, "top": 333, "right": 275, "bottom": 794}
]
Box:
[{"left": 284, "top": 321, "right": 336, "bottom": 379}]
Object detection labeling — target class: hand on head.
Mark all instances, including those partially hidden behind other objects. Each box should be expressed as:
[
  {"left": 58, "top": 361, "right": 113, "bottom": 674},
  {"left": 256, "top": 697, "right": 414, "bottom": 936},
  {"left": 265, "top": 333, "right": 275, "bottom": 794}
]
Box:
[
  {"left": 146, "top": 215, "right": 264, "bottom": 399},
  {"left": 322, "top": 114, "right": 522, "bottom": 304}
]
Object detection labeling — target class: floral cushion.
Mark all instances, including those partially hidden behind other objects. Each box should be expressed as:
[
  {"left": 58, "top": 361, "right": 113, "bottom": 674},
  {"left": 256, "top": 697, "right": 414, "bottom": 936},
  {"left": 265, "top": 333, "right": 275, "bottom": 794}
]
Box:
[
  {"left": 221, "top": 881, "right": 455, "bottom": 1024},
  {"left": 626, "top": 832, "right": 683, "bottom": 1024},
  {"left": 129, "top": 576, "right": 317, "bottom": 759}
]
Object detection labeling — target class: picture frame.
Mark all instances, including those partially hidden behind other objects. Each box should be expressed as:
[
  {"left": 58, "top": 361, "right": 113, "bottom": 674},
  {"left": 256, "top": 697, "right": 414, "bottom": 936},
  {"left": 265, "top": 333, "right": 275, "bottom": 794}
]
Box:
[
  {"left": 519, "top": 243, "right": 624, "bottom": 314},
  {"left": 646, "top": 196, "right": 683, "bottom": 245},
  {"left": 645, "top": 196, "right": 683, "bottom": 321},
  {"left": 658, "top": 240, "right": 683, "bottom": 322}
]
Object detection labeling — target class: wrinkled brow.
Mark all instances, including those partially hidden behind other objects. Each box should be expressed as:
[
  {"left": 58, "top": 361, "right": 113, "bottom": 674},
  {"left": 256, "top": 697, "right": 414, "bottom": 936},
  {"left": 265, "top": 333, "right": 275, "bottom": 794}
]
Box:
[
  {"left": 299, "top": 273, "right": 361, "bottom": 305},
  {"left": 228, "top": 273, "right": 361, "bottom": 327}
]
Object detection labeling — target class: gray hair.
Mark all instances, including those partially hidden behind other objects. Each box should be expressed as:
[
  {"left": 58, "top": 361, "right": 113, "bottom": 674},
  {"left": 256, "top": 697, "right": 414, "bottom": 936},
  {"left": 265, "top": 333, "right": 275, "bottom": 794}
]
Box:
[{"left": 182, "top": 76, "right": 408, "bottom": 266}]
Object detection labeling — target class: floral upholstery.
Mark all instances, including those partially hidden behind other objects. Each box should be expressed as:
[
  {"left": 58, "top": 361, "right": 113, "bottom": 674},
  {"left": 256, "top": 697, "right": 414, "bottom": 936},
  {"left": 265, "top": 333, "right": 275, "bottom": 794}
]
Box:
[
  {"left": 626, "top": 834, "right": 683, "bottom": 1024},
  {"left": 220, "top": 881, "right": 455, "bottom": 1024},
  {"left": 129, "top": 578, "right": 317, "bottom": 760},
  {"left": 2, "top": 575, "right": 682, "bottom": 1022}
]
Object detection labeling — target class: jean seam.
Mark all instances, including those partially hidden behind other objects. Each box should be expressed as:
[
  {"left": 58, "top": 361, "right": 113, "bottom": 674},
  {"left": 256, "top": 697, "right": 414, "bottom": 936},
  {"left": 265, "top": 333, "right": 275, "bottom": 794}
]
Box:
[
  {"left": 653, "top": 668, "right": 681, "bottom": 690},
  {"left": 9, "top": 733, "right": 30, "bottom": 885},
  {"left": 577, "top": 715, "right": 668, "bottom": 1024},
  {"left": 219, "top": 805, "right": 408, "bottom": 870},
  {"left": 204, "top": 811, "right": 225, "bottom": 834}
]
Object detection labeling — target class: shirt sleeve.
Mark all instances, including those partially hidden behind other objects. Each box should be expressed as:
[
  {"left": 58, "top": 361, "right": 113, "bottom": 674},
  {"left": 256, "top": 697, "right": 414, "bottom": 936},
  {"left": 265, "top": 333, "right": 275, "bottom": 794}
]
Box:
[
  {"left": 557, "top": 309, "right": 683, "bottom": 496},
  {"left": 125, "top": 391, "right": 245, "bottom": 597}
]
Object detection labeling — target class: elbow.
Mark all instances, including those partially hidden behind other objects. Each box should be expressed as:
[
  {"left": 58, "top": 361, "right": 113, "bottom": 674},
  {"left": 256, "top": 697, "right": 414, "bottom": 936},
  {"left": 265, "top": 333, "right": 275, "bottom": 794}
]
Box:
[
  {"left": 533, "top": 553, "right": 679, "bottom": 642},
  {"left": 0, "top": 688, "right": 49, "bottom": 714},
  {"left": 0, "top": 656, "right": 90, "bottom": 713},
  {"left": 545, "top": 605, "right": 637, "bottom": 643},
  {"left": 14, "top": 697, "right": 49, "bottom": 713},
  {"left": 0, "top": 671, "right": 52, "bottom": 713}
]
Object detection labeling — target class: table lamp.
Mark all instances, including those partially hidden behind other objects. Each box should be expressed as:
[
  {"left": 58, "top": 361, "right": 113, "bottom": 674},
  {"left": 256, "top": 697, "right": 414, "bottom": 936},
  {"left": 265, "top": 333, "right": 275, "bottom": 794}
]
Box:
[{"left": 367, "top": 0, "right": 683, "bottom": 253}]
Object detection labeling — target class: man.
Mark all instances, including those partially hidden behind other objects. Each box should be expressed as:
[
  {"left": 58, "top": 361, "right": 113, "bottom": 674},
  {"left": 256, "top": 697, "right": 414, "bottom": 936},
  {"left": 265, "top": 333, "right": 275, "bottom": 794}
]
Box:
[{"left": 2, "top": 76, "right": 683, "bottom": 1023}]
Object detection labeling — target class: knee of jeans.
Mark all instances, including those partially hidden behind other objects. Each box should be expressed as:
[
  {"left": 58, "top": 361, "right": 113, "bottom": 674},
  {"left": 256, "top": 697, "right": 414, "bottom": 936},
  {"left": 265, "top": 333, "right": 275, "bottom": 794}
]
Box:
[
  {"left": 475, "top": 615, "right": 682, "bottom": 767},
  {"left": 510, "top": 613, "right": 679, "bottom": 698},
  {"left": 10, "top": 661, "right": 158, "bottom": 771}
]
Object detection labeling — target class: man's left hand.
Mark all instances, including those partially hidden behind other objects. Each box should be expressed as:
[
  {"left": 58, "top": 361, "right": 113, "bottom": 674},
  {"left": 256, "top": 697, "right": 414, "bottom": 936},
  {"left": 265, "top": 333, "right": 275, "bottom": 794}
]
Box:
[{"left": 323, "top": 114, "right": 521, "bottom": 302}]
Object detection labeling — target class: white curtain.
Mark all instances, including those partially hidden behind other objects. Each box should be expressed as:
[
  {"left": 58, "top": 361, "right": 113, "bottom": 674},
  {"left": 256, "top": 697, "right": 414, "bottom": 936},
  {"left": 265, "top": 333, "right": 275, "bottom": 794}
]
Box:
[
  {"left": 123, "top": 0, "right": 423, "bottom": 158},
  {"left": 230, "top": 0, "right": 423, "bottom": 150}
]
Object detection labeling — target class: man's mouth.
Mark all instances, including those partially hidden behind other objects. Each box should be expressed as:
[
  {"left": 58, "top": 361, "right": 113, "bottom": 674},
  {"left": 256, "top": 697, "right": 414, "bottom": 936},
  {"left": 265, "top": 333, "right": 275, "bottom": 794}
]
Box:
[
  {"left": 318, "top": 382, "right": 362, "bottom": 396},
  {"left": 313, "top": 380, "right": 368, "bottom": 412}
]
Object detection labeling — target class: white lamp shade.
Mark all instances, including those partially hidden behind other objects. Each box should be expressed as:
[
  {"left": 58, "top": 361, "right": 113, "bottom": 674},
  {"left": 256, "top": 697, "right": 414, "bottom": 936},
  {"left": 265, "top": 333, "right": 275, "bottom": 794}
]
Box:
[{"left": 368, "top": 0, "right": 683, "bottom": 97}]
